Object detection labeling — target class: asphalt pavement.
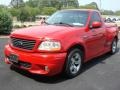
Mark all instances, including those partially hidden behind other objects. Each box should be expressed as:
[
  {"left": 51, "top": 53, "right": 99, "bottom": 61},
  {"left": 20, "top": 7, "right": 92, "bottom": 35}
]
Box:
[{"left": 0, "top": 38, "right": 120, "bottom": 90}]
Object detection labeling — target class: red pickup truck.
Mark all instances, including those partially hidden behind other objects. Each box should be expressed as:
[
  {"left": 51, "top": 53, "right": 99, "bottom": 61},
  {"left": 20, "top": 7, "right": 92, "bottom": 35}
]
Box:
[{"left": 4, "top": 9, "right": 119, "bottom": 78}]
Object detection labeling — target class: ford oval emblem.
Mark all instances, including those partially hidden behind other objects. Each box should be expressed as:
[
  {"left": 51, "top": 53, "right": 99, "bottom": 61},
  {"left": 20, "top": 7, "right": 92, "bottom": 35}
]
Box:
[{"left": 16, "top": 41, "right": 23, "bottom": 46}]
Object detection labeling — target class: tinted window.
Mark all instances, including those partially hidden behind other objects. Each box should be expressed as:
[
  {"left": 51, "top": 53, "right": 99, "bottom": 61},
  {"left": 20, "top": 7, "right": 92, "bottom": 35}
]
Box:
[{"left": 90, "top": 12, "right": 101, "bottom": 25}]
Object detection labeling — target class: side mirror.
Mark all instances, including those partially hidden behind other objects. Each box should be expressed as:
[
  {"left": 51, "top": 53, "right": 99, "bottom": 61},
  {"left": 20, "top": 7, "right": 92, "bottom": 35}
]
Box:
[
  {"left": 91, "top": 21, "right": 102, "bottom": 28},
  {"left": 103, "top": 18, "right": 106, "bottom": 22}
]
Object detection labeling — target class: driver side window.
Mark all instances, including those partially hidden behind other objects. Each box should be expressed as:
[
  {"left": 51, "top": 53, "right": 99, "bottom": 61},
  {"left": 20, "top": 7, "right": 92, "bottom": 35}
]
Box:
[{"left": 90, "top": 12, "right": 102, "bottom": 25}]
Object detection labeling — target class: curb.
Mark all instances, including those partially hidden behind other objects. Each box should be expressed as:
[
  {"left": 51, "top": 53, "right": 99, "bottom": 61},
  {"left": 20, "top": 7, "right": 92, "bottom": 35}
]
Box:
[{"left": 0, "top": 36, "right": 9, "bottom": 38}]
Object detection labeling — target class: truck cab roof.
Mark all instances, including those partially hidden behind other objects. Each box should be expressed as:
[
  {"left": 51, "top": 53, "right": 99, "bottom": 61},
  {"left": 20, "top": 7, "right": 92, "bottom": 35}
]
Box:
[{"left": 60, "top": 9, "right": 100, "bottom": 13}]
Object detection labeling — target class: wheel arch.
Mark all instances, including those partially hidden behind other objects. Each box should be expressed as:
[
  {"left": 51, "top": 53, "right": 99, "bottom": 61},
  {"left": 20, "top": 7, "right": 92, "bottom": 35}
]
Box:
[
  {"left": 114, "top": 35, "right": 119, "bottom": 42},
  {"left": 66, "top": 43, "right": 86, "bottom": 61}
]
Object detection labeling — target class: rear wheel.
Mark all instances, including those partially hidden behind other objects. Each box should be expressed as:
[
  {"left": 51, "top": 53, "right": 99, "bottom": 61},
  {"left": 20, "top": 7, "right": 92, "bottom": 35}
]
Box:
[
  {"left": 110, "top": 39, "right": 117, "bottom": 54},
  {"left": 64, "top": 49, "right": 83, "bottom": 78}
]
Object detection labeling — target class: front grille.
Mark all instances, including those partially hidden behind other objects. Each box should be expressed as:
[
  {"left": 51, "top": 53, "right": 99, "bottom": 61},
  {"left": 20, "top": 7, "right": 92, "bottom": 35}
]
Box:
[{"left": 11, "top": 37, "right": 36, "bottom": 50}]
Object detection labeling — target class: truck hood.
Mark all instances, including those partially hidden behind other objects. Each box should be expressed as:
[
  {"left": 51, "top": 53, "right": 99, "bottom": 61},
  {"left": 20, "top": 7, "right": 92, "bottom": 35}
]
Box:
[{"left": 11, "top": 25, "right": 84, "bottom": 39}]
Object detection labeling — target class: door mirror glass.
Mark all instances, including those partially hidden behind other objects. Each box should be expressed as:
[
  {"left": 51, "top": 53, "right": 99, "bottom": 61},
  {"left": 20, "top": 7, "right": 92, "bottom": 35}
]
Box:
[{"left": 91, "top": 21, "right": 102, "bottom": 28}]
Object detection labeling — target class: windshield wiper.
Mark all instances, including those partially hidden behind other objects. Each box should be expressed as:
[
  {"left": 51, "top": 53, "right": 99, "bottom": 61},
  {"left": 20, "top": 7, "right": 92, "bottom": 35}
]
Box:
[{"left": 53, "top": 22, "right": 74, "bottom": 27}]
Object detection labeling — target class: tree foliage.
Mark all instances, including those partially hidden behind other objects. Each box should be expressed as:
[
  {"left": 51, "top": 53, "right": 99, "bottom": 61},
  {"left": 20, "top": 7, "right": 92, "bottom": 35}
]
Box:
[
  {"left": 26, "top": 0, "right": 40, "bottom": 7},
  {"left": 41, "top": 7, "right": 57, "bottom": 15},
  {"left": 10, "top": 0, "right": 25, "bottom": 8},
  {"left": 79, "top": 2, "right": 99, "bottom": 10},
  {"left": 0, "top": 10, "right": 12, "bottom": 35},
  {"left": 26, "top": 0, "right": 79, "bottom": 9},
  {"left": 115, "top": 10, "right": 120, "bottom": 15},
  {"left": 24, "top": 6, "right": 40, "bottom": 21},
  {"left": 8, "top": 8, "right": 19, "bottom": 17},
  {"left": 101, "top": 10, "right": 115, "bottom": 15},
  {"left": 17, "top": 7, "right": 30, "bottom": 22}
]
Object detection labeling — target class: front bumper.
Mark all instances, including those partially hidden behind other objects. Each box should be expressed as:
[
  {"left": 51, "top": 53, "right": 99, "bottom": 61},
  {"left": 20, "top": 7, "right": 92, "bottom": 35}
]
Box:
[{"left": 4, "top": 45, "right": 67, "bottom": 76}]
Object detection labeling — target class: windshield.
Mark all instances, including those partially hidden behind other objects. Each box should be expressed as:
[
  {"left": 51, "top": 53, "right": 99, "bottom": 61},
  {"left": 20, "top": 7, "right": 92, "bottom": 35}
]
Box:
[{"left": 46, "top": 10, "right": 89, "bottom": 27}]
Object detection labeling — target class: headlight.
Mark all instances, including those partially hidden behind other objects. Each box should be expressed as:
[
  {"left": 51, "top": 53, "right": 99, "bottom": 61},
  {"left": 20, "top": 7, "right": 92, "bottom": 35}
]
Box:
[
  {"left": 8, "top": 37, "right": 12, "bottom": 45},
  {"left": 38, "top": 41, "right": 61, "bottom": 51}
]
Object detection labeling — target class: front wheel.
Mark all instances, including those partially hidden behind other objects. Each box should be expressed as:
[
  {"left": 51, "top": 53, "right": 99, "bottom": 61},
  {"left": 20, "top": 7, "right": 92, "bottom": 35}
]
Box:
[
  {"left": 110, "top": 39, "right": 117, "bottom": 54},
  {"left": 64, "top": 49, "right": 83, "bottom": 78}
]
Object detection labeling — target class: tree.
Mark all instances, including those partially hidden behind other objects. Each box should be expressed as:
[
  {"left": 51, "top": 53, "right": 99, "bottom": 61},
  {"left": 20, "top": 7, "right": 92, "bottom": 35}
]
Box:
[
  {"left": 0, "top": 5, "right": 7, "bottom": 9},
  {"left": 48, "top": 0, "right": 62, "bottom": 9},
  {"left": 26, "top": 0, "right": 40, "bottom": 7},
  {"left": 8, "top": 8, "right": 19, "bottom": 17},
  {"left": 26, "top": 0, "right": 79, "bottom": 9},
  {"left": 10, "top": 0, "right": 24, "bottom": 8},
  {"left": 115, "top": 10, "right": 120, "bottom": 15},
  {"left": 17, "top": 7, "right": 29, "bottom": 23},
  {"left": 16, "top": 6, "right": 40, "bottom": 22},
  {"left": 41, "top": 7, "right": 57, "bottom": 15},
  {"left": 90, "top": 2, "right": 99, "bottom": 10},
  {"left": 24, "top": 6, "right": 40, "bottom": 21},
  {"left": 79, "top": 2, "right": 99, "bottom": 10},
  {"left": 101, "top": 10, "right": 115, "bottom": 15},
  {"left": 57, "top": 0, "right": 79, "bottom": 8},
  {"left": 0, "top": 10, "right": 12, "bottom": 35}
]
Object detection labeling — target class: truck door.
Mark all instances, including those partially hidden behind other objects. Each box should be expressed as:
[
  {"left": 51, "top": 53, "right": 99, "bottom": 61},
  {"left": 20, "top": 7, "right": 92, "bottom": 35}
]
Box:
[{"left": 85, "top": 12, "right": 106, "bottom": 60}]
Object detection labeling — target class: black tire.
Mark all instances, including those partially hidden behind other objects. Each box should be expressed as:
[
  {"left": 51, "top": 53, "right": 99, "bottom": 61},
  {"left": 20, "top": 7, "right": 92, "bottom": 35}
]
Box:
[
  {"left": 110, "top": 39, "right": 117, "bottom": 54},
  {"left": 64, "top": 49, "right": 83, "bottom": 78}
]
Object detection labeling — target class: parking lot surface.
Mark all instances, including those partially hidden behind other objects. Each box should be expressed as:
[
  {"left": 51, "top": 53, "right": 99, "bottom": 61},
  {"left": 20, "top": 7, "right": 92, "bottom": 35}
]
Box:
[{"left": 0, "top": 38, "right": 120, "bottom": 90}]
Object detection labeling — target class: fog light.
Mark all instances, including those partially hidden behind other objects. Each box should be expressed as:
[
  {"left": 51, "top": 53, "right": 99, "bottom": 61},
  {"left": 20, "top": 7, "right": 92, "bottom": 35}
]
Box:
[{"left": 45, "top": 66, "right": 49, "bottom": 71}]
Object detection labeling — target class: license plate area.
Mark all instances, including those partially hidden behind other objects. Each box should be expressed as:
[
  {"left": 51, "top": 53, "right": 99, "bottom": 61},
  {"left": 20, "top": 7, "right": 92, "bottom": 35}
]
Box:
[{"left": 9, "top": 54, "right": 19, "bottom": 63}]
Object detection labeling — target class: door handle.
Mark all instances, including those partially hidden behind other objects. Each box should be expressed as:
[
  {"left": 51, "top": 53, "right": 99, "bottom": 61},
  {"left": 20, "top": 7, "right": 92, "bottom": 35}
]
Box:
[
  {"left": 93, "top": 33, "right": 104, "bottom": 37},
  {"left": 92, "top": 34, "right": 97, "bottom": 36},
  {"left": 83, "top": 35, "right": 89, "bottom": 39}
]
